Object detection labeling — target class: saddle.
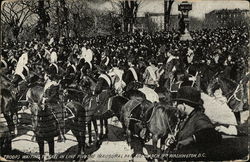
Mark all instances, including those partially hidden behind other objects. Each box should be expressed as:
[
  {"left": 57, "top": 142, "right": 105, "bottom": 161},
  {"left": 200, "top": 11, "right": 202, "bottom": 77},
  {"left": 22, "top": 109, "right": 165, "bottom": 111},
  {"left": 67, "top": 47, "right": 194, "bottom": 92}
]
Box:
[{"left": 93, "top": 90, "right": 113, "bottom": 118}]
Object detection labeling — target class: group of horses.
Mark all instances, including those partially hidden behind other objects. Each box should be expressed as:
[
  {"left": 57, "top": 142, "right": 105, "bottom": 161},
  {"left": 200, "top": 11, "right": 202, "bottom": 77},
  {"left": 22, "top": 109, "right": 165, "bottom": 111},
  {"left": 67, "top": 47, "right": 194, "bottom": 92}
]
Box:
[{"left": 0, "top": 68, "right": 247, "bottom": 161}]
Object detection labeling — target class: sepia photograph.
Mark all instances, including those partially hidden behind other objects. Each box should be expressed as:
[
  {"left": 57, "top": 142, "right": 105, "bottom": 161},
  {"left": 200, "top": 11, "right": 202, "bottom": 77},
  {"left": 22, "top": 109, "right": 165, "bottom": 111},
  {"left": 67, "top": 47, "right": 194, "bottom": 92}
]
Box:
[{"left": 0, "top": 0, "right": 249, "bottom": 161}]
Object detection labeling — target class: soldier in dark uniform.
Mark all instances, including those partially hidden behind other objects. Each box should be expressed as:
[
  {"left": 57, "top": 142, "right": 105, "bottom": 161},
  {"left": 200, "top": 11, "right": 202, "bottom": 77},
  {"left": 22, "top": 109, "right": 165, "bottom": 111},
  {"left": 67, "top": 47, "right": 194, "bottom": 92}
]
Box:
[
  {"left": 94, "top": 67, "right": 112, "bottom": 96},
  {"left": 93, "top": 66, "right": 114, "bottom": 139},
  {"left": 123, "top": 58, "right": 139, "bottom": 86}
]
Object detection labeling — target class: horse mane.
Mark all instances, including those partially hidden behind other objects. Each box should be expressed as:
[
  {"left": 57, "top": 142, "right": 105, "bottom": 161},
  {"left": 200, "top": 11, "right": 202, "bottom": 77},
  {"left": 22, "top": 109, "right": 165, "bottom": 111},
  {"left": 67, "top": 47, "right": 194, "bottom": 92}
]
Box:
[
  {"left": 156, "top": 104, "right": 178, "bottom": 115},
  {"left": 1, "top": 74, "right": 14, "bottom": 87},
  {"left": 219, "top": 76, "right": 238, "bottom": 89},
  {"left": 1, "top": 88, "right": 13, "bottom": 98},
  {"left": 114, "top": 95, "right": 129, "bottom": 103},
  {"left": 124, "top": 89, "right": 146, "bottom": 100}
]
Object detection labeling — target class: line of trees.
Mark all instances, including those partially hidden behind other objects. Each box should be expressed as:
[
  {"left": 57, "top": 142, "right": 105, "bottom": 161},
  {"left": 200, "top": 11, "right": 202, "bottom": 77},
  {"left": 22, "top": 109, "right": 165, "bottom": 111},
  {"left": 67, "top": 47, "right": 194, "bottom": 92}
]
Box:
[{"left": 1, "top": 0, "right": 176, "bottom": 41}]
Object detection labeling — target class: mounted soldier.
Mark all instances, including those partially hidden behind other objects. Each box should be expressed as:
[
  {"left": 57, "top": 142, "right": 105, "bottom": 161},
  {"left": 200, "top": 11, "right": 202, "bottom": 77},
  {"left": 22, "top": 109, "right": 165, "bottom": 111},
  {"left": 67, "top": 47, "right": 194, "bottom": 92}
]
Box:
[
  {"left": 109, "top": 60, "right": 126, "bottom": 95},
  {"left": 123, "top": 58, "right": 140, "bottom": 92},
  {"left": 163, "top": 49, "right": 179, "bottom": 92},
  {"left": 43, "top": 66, "right": 65, "bottom": 142},
  {"left": 143, "top": 58, "right": 159, "bottom": 90},
  {"left": 123, "top": 58, "right": 139, "bottom": 84},
  {"left": 80, "top": 44, "right": 93, "bottom": 70},
  {"left": 12, "top": 50, "right": 29, "bottom": 86},
  {"left": 186, "top": 64, "right": 200, "bottom": 89},
  {"left": 12, "top": 50, "right": 30, "bottom": 102}
]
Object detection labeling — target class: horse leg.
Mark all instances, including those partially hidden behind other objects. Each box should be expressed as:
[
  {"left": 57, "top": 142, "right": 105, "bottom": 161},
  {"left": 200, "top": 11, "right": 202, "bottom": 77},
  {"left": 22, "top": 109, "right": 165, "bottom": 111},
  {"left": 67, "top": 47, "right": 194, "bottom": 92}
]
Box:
[
  {"left": 74, "top": 135, "right": 88, "bottom": 161},
  {"left": 76, "top": 136, "right": 83, "bottom": 154},
  {"left": 121, "top": 122, "right": 126, "bottom": 136},
  {"left": 48, "top": 139, "right": 55, "bottom": 156},
  {"left": 87, "top": 121, "right": 92, "bottom": 145},
  {"left": 234, "top": 112, "right": 241, "bottom": 125},
  {"left": 152, "top": 134, "right": 159, "bottom": 156},
  {"left": 92, "top": 119, "right": 100, "bottom": 146},
  {"left": 126, "top": 128, "right": 134, "bottom": 162},
  {"left": 11, "top": 113, "right": 18, "bottom": 135},
  {"left": 160, "top": 136, "right": 167, "bottom": 159},
  {"left": 3, "top": 114, "right": 15, "bottom": 136},
  {"left": 103, "top": 119, "right": 108, "bottom": 139},
  {"left": 139, "top": 137, "right": 146, "bottom": 156},
  {"left": 99, "top": 119, "right": 104, "bottom": 139},
  {"left": 37, "top": 139, "right": 45, "bottom": 161}
]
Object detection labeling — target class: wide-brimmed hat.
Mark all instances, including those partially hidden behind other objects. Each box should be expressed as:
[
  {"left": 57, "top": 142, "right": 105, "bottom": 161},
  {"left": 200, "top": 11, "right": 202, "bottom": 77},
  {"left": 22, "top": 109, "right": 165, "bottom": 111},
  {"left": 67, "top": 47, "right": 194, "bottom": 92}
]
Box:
[{"left": 174, "top": 86, "right": 203, "bottom": 106}]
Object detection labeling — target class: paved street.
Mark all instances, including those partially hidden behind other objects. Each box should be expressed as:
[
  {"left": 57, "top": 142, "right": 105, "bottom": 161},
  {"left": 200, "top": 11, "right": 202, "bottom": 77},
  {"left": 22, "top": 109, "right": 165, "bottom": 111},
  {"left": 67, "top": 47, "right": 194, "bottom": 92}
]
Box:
[{"left": 1, "top": 108, "right": 247, "bottom": 161}]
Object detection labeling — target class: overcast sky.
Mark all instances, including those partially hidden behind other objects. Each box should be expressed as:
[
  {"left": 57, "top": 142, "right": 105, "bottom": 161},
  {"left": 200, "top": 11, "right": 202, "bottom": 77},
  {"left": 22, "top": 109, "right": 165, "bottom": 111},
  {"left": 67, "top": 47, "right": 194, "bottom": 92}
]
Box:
[{"left": 99, "top": 0, "right": 249, "bottom": 19}]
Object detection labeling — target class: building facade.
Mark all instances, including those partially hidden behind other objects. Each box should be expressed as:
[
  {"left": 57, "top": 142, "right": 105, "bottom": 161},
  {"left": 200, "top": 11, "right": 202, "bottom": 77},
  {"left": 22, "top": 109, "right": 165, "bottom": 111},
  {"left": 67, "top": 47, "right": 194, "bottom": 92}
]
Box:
[
  {"left": 144, "top": 13, "right": 179, "bottom": 31},
  {"left": 204, "top": 9, "right": 250, "bottom": 28},
  {"left": 134, "top": 12, "right": 203, "bottom": 32}
]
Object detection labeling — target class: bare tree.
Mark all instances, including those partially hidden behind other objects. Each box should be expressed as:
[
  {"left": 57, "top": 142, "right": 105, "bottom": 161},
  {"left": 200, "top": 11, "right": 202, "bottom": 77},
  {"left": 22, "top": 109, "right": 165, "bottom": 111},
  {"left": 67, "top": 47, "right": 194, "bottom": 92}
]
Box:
[
  {"left": 164, "top": 0, "right": 175, "bottom": 31},
  {"left": 1, "top": 0, "right": 35, "bottom": 40},
  {"left": 66, "top": 0, "right": 95, "bottom": 37},
  {"left": 111, "top": 0, "right": 143, "bottom": 33},
  {"left": 34, "top": 0, "right": 51, "bottom": 40}
]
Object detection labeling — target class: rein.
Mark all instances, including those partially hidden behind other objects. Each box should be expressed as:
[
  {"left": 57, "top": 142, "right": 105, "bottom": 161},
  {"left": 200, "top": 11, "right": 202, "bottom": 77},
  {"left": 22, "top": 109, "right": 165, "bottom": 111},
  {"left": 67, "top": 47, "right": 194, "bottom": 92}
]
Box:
[
  {"left": 227, "top": 84, "right": 242, "bottom": 103},
  {"left": 218, "top": 78, "right": 242, "bottom": 103}
]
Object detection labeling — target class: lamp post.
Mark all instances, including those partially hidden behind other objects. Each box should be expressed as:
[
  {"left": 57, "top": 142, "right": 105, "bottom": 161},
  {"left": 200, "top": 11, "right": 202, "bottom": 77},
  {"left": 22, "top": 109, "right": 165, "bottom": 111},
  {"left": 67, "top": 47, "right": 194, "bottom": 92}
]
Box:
[{"left": 178, "top": 1, "right": 192, "bottom": 41}]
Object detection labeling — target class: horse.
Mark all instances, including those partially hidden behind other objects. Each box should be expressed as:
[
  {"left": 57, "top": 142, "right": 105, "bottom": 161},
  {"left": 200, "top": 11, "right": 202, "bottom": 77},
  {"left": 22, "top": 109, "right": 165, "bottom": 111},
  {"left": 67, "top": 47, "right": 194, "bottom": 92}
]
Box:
[
  {"left": 146, "top": 103, "right": 180, "bottom": 156},
  {"left": 120, "top": 98, "right": 181, "bottom": 161},
  {"left": 0, "top": 113, "right": 12, "bottom": 156},
  {"left": 207, "top": 75, "right": 246, "bottom": 124},
  {"left": 85, "top": 70, "right": 122, "bottom": 140},
  {"left": 61, "top": 73, "right": 100, "bottom": 146},
  {"left": 81, "top": 91, "right": 129, "bottom": 145},
  {"left": 0, "top": 88, "right": 18, "bottom": 156},
  {"left": 120, "top": 99, "right": 153, "bottom": 155},
  {"left": 26, "top": 85, "right": 87, "bottom": 160},
  {"left": 1, "top": 87, "right": 18, "bottom": 137},
  {"left": 1, "top": 74, "right": 20, "bottom": 124}
]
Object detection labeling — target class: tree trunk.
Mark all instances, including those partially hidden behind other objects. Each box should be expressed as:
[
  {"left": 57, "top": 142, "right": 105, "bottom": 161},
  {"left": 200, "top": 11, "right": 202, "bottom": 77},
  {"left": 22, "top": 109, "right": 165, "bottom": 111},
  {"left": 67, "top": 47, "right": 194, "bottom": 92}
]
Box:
[
  {"left": 12, "top": 26, "right": 20, "bottom": 42},
  {"left": 37, "top": 0, "right": 48, "bottom": 41},
  {"left": 164, "top": 0, "right": 174, "bottom": 31}
]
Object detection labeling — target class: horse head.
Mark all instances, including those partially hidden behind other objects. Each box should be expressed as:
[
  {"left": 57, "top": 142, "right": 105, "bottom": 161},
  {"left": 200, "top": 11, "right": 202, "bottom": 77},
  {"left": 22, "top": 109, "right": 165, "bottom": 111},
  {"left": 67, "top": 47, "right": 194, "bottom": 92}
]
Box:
[
  {"left": 207, "top": 72, "right": 222, "bottom": 96},
  {"left": 81, "top": 75, "right": 97, "bottom": 94},
  {"left": 208, "top": 71, "right": 238, "bottom": 97},
  {"left": 44, "top": 84, "right": 60, "bottom": 103},
  {"left": 1, "top": 88, "right": 18, "bottom": 135},
  {"left": 125, "top": 81, "right": 143, "bottom": 92},
  {"left": 29, "top": 102, "right": 44, "bottom": 132},
  {"left": 26, "top": 85, "right": 45, "bottom": 132},
  {"left": 207, "top": 77, "right": 219, "bottom": 96},
  {"left": 123, "top": 89, "right": 146, "bottom": 102}
]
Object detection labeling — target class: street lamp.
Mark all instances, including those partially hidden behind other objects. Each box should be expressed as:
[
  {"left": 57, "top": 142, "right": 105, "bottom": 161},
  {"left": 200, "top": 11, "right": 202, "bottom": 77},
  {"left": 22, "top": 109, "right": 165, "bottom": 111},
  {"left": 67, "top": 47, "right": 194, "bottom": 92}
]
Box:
[{"left": 178, "top": 1, "right": 193, "bottom": 41}]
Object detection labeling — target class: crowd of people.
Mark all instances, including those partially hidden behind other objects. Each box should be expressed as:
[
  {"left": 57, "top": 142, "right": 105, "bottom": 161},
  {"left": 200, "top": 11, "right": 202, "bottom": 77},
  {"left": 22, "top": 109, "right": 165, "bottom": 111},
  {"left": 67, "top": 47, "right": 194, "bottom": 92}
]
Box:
[
  {"left": 0, "top": 25, "right": 249, "bottom": 158},
  {"left": 1, "top": 26, "right": 248, "bottom": 96}
]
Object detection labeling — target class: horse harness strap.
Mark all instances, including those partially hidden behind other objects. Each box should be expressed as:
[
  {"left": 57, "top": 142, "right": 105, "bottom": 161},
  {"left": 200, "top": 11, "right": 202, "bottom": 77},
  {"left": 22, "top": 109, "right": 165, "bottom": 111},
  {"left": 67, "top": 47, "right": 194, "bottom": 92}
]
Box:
[
  {"left": 145, "top": 104, "right": 157, "bottom": 123},
  {"left": 128, "top": 102, "right": 155, "bottom": 124},
  {"left": 170, "top": 80, "right": 183, "bottom": 93},
  {"left": 107, "top": 96, "right": 113, "bottom": 111},
  {"left": 64, "top": 105, "right": 75, "bottom": 120},
  {"left": 165, "top": 109, "right": 174, "bottom": 135},
  {"left": 127, "top": 100, "right": 142, "bottom": 122},
  {"left": 227, "top": 84, "right": 242, "bottom": 103}
]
